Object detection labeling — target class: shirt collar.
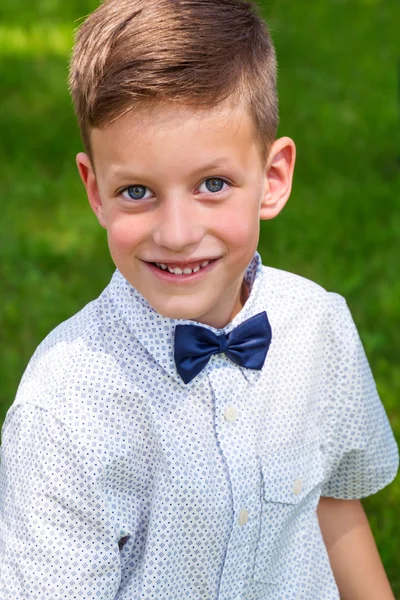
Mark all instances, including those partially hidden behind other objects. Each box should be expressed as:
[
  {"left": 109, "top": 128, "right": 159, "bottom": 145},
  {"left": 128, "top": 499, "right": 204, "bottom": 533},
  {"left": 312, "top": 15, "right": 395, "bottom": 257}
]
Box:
[{"left": 109, "top": 253, "right": 265, "bottom": 387}]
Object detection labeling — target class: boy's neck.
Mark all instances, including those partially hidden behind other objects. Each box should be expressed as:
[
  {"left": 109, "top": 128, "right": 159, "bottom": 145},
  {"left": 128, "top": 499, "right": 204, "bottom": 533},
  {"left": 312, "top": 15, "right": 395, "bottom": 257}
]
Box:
[{"left": 194, "top": 278, "right": 250, "bottom": 330}]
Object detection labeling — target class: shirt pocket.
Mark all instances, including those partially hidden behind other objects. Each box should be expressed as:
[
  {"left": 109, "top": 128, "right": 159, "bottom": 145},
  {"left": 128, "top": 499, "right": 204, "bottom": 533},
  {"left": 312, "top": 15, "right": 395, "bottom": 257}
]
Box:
[{"left": 253, "top": 439, "right": 325, "bottom": 585}]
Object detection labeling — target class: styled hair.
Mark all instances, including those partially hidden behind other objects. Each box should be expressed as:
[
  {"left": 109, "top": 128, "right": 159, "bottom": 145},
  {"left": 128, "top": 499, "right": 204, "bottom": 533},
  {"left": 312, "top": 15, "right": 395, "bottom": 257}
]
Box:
[{"left": 69, "top": 0, "right": 278, "bottom": 160}]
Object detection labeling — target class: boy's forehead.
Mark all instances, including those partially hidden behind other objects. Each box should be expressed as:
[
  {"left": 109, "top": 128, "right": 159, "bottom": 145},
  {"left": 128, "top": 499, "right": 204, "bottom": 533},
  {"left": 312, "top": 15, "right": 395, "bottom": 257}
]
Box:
[{"left": 90, "top": 100, "right": 260, "bottom": 173}]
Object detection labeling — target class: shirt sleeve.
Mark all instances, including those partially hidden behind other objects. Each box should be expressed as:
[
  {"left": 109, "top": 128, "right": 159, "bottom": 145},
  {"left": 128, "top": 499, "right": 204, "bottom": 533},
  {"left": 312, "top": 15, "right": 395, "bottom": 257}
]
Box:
[
  {"left": 320, "top": 293, "right": 399, "bottom": 499},
  {"left": 0, "top": 403, "right": 121, "bottom": 599}
]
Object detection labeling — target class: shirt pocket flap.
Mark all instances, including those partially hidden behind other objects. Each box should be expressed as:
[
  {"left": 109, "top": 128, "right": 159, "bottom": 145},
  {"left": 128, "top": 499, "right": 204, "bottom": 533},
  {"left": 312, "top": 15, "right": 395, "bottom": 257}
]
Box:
[
  {"left": 253, "top": 440, "right": 325, "bottom": 585},
  {"left": 260, "top": 439, "right": 325, "bottom": 505}
]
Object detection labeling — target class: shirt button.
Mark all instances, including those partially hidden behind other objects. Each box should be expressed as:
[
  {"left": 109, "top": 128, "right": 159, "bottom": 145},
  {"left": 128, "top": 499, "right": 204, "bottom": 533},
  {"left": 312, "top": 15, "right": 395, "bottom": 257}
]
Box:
[
  {"left": 293, "top": 479, "right": 303, "bottom": 495},
  {"left": 238, "top": 508, "right": 249, "bottom": 526},
  {"left": 224, "top": 405, "right": 238, "bottom": 423}
]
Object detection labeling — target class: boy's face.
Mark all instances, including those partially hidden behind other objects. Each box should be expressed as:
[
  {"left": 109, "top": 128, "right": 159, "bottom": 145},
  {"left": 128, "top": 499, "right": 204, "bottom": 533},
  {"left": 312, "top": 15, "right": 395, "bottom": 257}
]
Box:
[{"left": 77, "top": 101, "right": 295, "bottom": 328}]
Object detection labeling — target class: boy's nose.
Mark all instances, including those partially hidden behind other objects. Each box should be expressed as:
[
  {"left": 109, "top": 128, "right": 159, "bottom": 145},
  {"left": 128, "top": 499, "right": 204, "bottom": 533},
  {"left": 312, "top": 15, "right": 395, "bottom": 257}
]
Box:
[{"left": 152, "top": 197, "right": 204, "bottom": 251}]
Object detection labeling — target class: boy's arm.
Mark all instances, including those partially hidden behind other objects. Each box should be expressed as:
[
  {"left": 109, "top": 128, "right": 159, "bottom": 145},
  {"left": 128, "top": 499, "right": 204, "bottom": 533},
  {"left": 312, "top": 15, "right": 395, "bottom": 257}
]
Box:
[
  {"left": 0, "top": 404, "right": 121, "bottom": 599},
  {"left": 317, "top": 497, "right": 395, "bottom": 600}
]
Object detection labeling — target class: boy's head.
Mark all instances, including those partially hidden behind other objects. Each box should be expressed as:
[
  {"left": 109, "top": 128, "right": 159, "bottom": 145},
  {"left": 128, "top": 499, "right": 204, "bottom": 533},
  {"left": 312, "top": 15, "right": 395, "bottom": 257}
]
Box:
[{"left": 69, "top": 0, "right": 295, "bottom": 328}]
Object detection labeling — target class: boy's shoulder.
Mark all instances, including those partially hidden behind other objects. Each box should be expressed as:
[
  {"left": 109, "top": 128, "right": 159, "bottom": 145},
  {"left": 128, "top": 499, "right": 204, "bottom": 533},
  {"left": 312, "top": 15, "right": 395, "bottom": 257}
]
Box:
[
  {"left": 260, "top": 263, "right": 343, "bottom": 306},
  {"left": 257, "top": 263, "right": 351, "bottom": 335},
  {"left": 11, "top": 272, "right": 132, "bottom": 417}
]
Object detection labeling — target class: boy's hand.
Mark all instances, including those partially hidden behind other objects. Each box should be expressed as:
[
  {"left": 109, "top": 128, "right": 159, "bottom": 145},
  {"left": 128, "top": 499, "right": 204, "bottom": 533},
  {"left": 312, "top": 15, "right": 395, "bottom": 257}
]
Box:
[{"left": 317, "top": 497, "right": 395, "bottom": 600}]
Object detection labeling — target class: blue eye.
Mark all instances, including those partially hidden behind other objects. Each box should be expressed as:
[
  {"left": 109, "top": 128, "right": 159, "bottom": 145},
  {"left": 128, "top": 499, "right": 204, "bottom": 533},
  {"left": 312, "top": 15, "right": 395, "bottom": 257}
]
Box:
[
  {"left": 121, "top": 185, "right": 152, "bottom": 201},
  {"left": 199, "top": 178, "right": 228, "bottom": 194}
]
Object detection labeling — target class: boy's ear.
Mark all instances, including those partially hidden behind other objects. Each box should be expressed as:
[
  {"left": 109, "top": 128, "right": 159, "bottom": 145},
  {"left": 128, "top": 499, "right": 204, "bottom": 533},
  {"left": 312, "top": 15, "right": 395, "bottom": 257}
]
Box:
[
  {"left": 259, "top": 136, "right": 296, "bottom": 220},
  {"left": 76, "top": 152, "right": 107, "bottom": 228}
]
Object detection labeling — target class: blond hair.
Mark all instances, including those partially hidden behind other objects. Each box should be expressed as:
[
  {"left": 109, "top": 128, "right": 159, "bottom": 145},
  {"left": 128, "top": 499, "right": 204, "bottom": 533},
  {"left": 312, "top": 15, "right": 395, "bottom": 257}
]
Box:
[{"left": 69, "top": 0, "right": 278, "bottom": 159}]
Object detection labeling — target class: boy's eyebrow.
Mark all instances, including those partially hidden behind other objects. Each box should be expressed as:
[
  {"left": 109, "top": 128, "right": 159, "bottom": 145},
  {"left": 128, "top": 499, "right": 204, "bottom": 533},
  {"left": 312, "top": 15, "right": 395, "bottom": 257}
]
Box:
[
  {"left": 193, "top": 160, "right": 230, "bottom": 174},
  {"left": 108, "top": 159, "right": 232, "bottom": 182}
]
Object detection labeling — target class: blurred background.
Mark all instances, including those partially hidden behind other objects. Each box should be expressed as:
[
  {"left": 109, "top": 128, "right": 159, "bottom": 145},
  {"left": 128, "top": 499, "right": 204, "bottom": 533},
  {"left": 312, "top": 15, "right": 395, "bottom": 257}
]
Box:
[{"left": 0, "top": 0, "right": 399, "bottom": 594}]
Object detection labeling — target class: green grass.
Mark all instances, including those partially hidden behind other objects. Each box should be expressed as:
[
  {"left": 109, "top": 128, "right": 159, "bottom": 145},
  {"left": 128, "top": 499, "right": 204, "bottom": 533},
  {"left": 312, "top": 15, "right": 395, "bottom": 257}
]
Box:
[{"left": 1, "top": 0, "right": 399, "bottom": 594}]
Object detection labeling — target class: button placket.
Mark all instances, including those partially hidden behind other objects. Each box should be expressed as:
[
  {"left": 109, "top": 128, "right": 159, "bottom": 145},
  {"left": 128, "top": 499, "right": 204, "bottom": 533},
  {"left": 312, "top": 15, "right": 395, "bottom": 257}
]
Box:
[{"left": 208, "top": 358, "right": 260, "bottom": 600}]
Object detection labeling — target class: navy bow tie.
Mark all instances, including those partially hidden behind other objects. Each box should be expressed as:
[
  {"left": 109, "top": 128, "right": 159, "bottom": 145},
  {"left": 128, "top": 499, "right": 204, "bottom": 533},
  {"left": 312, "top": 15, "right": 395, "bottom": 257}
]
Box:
[{"left": 174, "top": 311, "right": 272, "bottom": 384}]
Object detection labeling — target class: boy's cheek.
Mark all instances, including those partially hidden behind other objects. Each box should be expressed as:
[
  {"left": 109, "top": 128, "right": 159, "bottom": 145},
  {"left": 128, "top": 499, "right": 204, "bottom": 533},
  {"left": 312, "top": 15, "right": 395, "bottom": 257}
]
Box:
[
  {"left": 106, "top": 213, "right": 148, "bottom": 247},
  {"left": 220, "top": 213, "right": 259, "bottom": 249}
]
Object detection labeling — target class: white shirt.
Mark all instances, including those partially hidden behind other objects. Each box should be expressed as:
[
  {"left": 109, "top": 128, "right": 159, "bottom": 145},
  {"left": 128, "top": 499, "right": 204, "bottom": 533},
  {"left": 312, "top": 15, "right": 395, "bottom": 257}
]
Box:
[{"left": 0, "top": 252, "right": 398, "bottom": 599}]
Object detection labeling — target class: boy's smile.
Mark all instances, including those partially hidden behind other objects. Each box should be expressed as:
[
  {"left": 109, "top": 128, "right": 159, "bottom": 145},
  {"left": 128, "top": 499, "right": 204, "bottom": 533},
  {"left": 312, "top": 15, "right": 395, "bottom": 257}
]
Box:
[{"left": 77, "top": 101, "right": 295, "bottom": 328}]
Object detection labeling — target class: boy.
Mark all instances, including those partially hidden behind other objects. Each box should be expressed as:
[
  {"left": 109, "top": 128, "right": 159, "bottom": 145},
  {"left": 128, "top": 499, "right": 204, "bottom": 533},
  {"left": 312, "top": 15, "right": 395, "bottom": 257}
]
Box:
[{"left": 0, "top": 0, "right": 398, "bottom": 598}]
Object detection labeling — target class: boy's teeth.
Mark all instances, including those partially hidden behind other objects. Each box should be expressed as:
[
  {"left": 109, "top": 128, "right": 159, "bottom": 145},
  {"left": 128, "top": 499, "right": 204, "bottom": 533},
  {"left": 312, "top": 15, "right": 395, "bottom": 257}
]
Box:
[{"left": 155, "top": 259, "right": 213, "bottom": 275}]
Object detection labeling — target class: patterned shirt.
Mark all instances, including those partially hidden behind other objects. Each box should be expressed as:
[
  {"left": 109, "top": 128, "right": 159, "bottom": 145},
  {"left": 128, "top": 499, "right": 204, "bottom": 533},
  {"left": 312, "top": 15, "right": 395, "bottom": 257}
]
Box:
[{"left": 0, "top": 252, "right": 398, "bottom": 599}]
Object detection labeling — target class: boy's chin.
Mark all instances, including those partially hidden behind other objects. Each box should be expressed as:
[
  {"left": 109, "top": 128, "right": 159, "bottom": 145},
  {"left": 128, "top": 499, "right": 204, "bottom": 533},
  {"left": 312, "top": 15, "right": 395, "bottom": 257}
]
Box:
[
  {"left": 146, "top": 297, "right": 213, "bottom": 324},
  {"left": 150, "top": 303, "right": 204, "bottom": 323}
]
